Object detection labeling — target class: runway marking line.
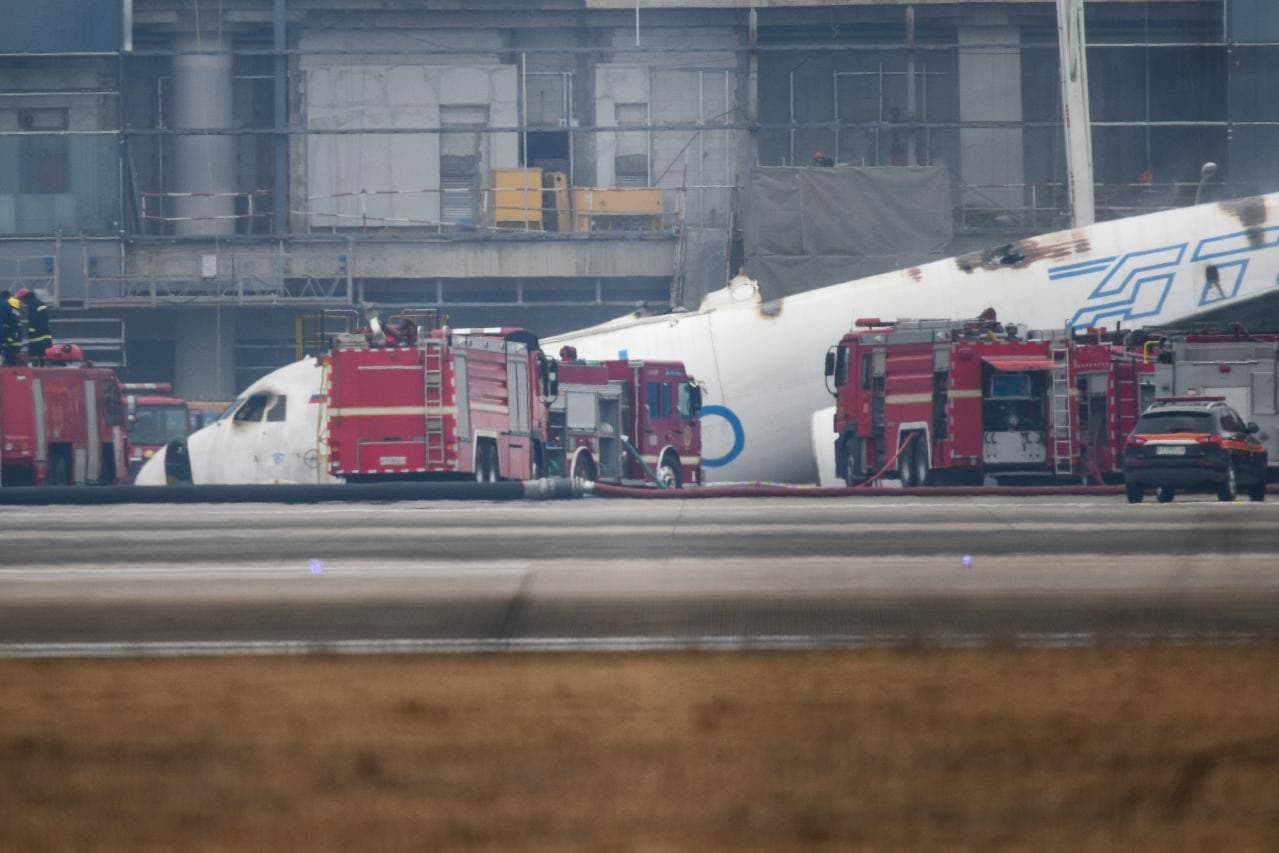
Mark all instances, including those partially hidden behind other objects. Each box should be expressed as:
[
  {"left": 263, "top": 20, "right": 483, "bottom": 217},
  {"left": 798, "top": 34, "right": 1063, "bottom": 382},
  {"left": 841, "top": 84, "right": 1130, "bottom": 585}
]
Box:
[{"left": 0, "top": 631, "right": 1261, "bottom": 659}]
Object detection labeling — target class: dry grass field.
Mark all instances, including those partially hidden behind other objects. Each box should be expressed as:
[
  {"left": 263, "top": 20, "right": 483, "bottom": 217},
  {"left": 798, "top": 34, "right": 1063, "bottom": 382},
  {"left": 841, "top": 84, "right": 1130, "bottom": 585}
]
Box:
[{"left": 1, "top": 646, "right": 1277, "bottom": 851}]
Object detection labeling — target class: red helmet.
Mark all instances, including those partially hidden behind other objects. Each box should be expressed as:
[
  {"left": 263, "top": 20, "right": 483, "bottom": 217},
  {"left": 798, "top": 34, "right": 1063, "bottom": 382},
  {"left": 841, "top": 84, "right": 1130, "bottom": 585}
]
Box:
[{"left": 15, "top": 287, "right": 30, "bottom": 299}]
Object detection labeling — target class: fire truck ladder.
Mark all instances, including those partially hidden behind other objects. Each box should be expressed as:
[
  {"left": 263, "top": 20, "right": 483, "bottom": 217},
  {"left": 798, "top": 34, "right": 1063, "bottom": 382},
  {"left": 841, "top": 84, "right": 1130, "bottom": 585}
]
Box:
[
  {"left": 1050, "top": 344, "right": 1074, "bottom": 477},
  {"left": 423, "top": 338, "right": 447, "bottom": 466}
]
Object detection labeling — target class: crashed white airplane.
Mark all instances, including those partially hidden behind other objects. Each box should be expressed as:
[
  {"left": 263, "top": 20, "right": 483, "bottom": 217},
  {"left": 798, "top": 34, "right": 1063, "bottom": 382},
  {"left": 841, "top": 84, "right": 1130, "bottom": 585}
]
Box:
[{"left": 138, "top": 194, "right": 1279, "bottom": 486}]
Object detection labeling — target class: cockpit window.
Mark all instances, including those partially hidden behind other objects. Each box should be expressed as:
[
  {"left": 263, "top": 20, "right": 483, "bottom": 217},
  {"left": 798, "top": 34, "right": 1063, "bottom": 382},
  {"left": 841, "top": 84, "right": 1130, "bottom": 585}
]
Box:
[
  {"left": 218, "top": 396, "right": 245, "bottom": 421},
  {"left": 266, "top": 395, "right": 287, "bottom": 422},
  {"left": 232, "top": 393, "right": 271, "bottom": 423}
]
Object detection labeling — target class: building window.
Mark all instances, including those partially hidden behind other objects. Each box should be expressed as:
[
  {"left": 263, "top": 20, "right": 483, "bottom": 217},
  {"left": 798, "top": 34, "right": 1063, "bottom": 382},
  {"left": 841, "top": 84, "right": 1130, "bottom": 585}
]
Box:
[
  {"left": 440, "top": 105, "right": 488, "bottom": 225},
  {"left": 615, "top": 102, "right": 649, "bottom": 188}
]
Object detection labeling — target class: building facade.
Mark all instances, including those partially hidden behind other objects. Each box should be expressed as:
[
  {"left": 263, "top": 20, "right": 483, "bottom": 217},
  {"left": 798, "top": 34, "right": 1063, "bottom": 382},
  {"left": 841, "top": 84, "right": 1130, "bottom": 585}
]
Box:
[{"left": 1, "top": 0, "right": 1275, "bottom": 399}]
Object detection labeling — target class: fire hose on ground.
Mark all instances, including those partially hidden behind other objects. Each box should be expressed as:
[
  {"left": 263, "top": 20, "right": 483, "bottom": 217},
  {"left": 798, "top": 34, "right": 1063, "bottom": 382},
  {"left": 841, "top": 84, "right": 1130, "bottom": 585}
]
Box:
[{"left": 589, "top": 433, "right": 1127, "bottom": 498}]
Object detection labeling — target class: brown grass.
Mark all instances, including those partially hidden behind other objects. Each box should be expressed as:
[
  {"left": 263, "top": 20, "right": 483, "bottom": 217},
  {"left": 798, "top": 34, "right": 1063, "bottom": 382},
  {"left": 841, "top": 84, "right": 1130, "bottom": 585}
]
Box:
[{"left": 0, "top": 647, "right": 1277, "bottom": 851}]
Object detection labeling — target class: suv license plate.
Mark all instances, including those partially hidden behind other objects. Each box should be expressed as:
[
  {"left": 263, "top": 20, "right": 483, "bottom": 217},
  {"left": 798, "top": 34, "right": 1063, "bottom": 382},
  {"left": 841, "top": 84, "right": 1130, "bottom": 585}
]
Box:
[{"left": 1155, "top": 445, "right": 1186, "bottom": 456}]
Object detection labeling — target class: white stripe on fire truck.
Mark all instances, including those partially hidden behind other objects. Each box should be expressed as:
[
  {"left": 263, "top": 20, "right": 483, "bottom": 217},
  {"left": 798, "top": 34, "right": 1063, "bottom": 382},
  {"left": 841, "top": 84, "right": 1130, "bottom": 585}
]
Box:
[
  {"left": 885, "top": 390, "right": 985, "bottom": 403},
  {"left": 329, "top": 405, "right": 458, "bottom": 417},
  {"left": 470, "top": 402, "right": 509, "bottom": 414},
  {"left": 640, "top": 455, "right": 702, "bottom": 465}
]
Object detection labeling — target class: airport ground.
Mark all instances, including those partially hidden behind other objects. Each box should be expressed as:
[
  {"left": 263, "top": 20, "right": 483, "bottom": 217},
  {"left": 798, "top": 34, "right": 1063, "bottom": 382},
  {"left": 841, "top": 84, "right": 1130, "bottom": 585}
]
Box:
[{"left": 1, "top": 495, "right": 1277, "bottom": 849}]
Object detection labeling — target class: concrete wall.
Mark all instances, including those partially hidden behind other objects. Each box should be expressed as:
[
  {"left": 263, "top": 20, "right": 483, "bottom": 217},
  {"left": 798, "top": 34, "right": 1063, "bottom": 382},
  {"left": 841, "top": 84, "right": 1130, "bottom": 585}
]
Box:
[
  {"left": 297, "top": 30, "right": 518, "bottom": 230},
  {"left": 124, "top": 237, "right": 675, "bottom": 282},
  {"left": 958, "top": 24, "right": 1024, "bottom": 213},
  {"left": 595, "top": 26, "right": 744, "bottom": 227},
  {"left": 0, "top": 61, "right": 119, "bottom": 236}
]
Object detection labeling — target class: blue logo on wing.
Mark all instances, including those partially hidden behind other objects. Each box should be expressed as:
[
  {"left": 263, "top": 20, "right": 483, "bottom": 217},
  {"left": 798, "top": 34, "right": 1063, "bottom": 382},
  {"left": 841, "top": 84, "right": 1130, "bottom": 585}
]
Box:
[
  {"left": 1055, "top": 245, "right": 1185, "bottom": 329},
  {"left": 1051, "top": 225, "right": 1279, "bottom": 328}
]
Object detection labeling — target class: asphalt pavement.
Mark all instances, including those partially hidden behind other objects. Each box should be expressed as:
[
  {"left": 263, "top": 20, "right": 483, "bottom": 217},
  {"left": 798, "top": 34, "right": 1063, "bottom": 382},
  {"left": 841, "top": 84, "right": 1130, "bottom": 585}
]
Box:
[{"left": 2, "top": 495, "right": 1277, "bottom": 653}]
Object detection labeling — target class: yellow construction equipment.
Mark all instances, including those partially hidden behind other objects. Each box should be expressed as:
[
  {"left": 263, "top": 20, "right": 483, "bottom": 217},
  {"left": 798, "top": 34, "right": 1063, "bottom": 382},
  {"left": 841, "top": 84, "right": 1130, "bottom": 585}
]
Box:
[
  {"left": 572, "top": 187, "right": 663, "bottom": 232},
  {"left": 493, "top": 168, "right": 544, "bottom": 230}
]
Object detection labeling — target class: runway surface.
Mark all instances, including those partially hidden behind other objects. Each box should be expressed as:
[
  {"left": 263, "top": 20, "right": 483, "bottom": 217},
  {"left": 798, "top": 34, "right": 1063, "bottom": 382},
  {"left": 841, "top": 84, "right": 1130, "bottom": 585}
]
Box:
[{"left": 2, "top": 495, "right": 1277, "bottom": 653}]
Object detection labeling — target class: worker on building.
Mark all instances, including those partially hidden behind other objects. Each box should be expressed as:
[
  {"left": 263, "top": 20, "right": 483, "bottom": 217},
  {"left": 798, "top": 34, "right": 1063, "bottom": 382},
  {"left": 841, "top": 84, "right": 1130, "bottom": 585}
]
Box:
[
  {"left": 0, "top": 290, "right": 22, "bottom": 366},
  {"left": 17, "top": 288, "right": 51, "bottom": 366}
]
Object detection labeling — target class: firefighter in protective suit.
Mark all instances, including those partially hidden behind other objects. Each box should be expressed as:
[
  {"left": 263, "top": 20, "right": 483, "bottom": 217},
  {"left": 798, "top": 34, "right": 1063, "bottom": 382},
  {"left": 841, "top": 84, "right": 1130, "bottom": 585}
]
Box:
[
  {"left": 0, "top": 291, "right": 22, "bottom": 366},
  {"left": 17, "top": 288, "right": 51, "bottom": 366}
]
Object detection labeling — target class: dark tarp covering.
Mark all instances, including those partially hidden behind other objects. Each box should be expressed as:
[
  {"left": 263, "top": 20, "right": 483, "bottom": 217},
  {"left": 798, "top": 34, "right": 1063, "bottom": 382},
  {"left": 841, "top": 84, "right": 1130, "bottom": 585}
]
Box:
[{"left": 742, "top": 165, "right": 953, "bottom": 300}]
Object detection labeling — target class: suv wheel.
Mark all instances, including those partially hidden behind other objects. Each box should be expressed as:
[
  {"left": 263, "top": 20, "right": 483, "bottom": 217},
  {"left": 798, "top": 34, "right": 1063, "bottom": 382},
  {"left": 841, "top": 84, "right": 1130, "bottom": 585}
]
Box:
[
  {"left": 1249, "top": 478, "right": 1266, "bottom": 502},
  {"left": 1217, "top": 463, "right": 1237, "bottom": 502},
  {"left": 1125, "top": 481, "right": 1144, "bottom": 504},
  {"left": 1156, "top": 486, "right": 1175, "bottom": 503}
]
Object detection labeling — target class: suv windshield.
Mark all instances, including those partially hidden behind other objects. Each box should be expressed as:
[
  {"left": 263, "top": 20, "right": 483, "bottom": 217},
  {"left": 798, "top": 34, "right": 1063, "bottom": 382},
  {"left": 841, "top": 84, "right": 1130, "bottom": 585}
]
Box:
[
  {"left": 130, "top": 404, "right": 190, "bottom": 445},
  {"left": 1135, "top": 410, "right": 1214, "bottom": 434}
]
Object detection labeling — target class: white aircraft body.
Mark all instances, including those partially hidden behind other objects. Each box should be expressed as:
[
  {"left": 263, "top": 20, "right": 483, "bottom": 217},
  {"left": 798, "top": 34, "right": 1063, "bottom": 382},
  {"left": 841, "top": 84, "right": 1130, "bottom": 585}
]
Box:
[
  {"left": 549, "top": 194, "right": 1279, "bottom": 483},
  {"left": 138, "top": 194, "right": 1279, "bottom": 486},
  {"left": 134, "top": 357, "right": 334, "bottom": 486}
]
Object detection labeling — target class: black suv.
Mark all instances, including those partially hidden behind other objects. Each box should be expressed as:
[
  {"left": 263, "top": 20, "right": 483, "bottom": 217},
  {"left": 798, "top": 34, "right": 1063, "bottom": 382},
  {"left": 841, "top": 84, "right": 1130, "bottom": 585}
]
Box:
[{"left": 1122, "top": 399, "right": 1267, "bottom": 503}]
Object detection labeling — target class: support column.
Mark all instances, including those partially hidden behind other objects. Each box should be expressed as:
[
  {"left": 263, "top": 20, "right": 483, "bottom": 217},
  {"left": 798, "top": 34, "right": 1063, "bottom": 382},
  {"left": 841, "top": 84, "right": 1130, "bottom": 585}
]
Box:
[
  {"left": 173, "top": 308, "right": 238, "bottom": 400},
  {"left": 958, "top": 24, "right": 1024, "bottom": 216},
  {"left": 172, "top": 32, "right": 235, "bottom": 236},
  {"left": 1056, "top": 0, "right": 1095, "bottom": 226},
  {"left": 272, "top": 0, "right": 288, "bottom": 236}
]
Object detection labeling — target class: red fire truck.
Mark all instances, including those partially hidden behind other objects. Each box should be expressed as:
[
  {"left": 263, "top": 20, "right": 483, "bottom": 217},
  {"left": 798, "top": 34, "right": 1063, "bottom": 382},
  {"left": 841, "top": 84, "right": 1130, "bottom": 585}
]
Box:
[
  {"left": 550, "top": 347, "right": 703, "bottom": 487},
  {"left": 1147, "top": 329, "right": 1279, "bottom": 473},
  {"left": 1, "top": 349, "right": 130, "bottom": 486},
  {"left": 123, "top": 382, "right": 192, "bottom": 478},
  {"left": 325, "top": 326, "right": 556, "bottom": 482},
  {"left": 824, "top": 313, "right": 1148, "bottom": 486}
]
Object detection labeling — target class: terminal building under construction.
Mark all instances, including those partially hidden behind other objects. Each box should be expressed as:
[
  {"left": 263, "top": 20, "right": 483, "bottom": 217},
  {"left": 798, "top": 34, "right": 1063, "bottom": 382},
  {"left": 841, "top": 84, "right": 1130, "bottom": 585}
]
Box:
[{"left": 1, "top": 0, "right": 1277, "bottom": 399}]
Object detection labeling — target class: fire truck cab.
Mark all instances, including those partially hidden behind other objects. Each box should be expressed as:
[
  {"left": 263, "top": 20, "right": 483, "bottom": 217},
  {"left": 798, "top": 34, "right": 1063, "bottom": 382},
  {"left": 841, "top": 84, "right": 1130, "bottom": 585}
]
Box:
[
  {"left": 549, "top": 347, "right": 702, "bottom": 487},
  {"left": 826, "top": 314, "right": 1143, "bottom": 486},
  {"left": 1, "top": 364, "right": 130, "bottom": 486},
  {"left": 326, "top": 325, "right": 555, "bottom": 482},
  {"left": 1151, "top": 332, "right": 1279, "bottom": 473},
  {"left": 123, "top": 382, "right": 191, "bottom": 478}
]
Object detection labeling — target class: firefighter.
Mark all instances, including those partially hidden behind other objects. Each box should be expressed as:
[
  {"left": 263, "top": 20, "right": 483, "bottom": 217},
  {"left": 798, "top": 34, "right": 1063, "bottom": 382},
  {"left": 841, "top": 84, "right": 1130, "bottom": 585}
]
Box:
[
  {"left": 17, "top": 287, "right": 51, "bottom": 366},
  {"left": 0, "top": 290, "right": 22, "bottom": 366}
]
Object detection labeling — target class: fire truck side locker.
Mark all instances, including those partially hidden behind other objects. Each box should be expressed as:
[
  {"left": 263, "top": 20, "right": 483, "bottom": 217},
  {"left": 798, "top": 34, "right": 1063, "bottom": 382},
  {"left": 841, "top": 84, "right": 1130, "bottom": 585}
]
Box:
[
  {"left": 1155, "top": 336, "right": 1279, "bottom": 470},
  {"left": 32, "top": 376, "right": 45, "bottom": 478},
  {"left": 547, "top": 379, "right": 624, "bottom": 480}
]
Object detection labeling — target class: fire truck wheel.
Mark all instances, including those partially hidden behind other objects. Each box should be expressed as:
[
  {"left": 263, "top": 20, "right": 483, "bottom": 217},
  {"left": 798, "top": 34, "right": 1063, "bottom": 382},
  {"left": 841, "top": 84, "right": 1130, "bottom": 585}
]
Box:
[
  {"left": 1156, "top": 486, "right": 1175, "bottom": 503},
  {"left": 48, "top": 453, "right": 70, "bottom": 486},
  {"left": 484, "top": 444, "right": 500, "bottom": 482},
  {"left": 1217, "top": 463, "right": 1237, "bottom": 502},
  {"left": 911, "top": 438, "right": 930, "bottom": 487},
  {"left": 571, "top": 453, "right": 596, "bottom": 484},
  {"left": 1125, "top": 481, "right": 1144, "bottom": 503},
  {"left": 656, "top": 452, "right": 682, "bottom": 489},
  {"left": 475, "top": 443, "right": 497, "bottom": 483},
  {"left": 843, "top": 437, "right": 862, "bottom": 487},
  {"left": 898, "top": 441, "right": 916, "bottom": 488}
]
